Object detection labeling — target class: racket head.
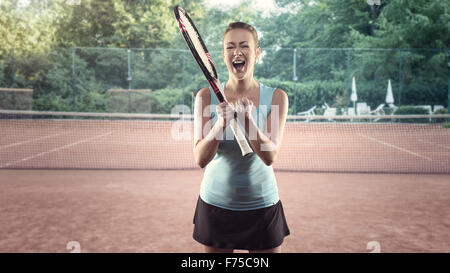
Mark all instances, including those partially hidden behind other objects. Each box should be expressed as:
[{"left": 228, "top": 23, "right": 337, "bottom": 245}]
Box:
[{"left": 174, "top": 6, "right": 219, "bottom": 82}]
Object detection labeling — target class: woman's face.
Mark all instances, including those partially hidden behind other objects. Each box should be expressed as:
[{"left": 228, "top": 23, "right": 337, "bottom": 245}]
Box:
[{"left": 223, "top": 28, "right": 260, "bottom": 81}]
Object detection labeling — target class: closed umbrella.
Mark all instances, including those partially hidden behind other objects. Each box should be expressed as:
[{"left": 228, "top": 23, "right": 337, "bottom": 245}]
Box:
[
  {"left": 386, "top": 79, "right": 394, "bottom": 105},
  {"left": 351, "top": 77, "right": 358, "bottom": 114}
]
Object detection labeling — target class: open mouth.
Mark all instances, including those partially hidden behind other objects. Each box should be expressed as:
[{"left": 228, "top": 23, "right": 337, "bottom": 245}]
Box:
[{"left": 232, "top": 60, "right": 246, "bottom": 72}]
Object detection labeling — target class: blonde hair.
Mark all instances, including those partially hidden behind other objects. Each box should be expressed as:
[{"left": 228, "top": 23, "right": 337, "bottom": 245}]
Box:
[{"left": 223, "top": 22, "right": 259, "bottom": 48}]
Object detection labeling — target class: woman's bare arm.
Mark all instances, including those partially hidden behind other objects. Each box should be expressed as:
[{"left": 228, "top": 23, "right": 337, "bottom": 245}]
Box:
[
  {"left": 240, "top": 89, "right": 289, "bottom": 166},
  {"left": 193, "top": 88, "right": 235, "bottom": 168}
]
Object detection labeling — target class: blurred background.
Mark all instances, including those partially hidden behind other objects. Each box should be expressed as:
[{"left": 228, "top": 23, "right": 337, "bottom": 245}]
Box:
[
  {"left": 1, "top": 0, "right": 450, "bottom": 254},
  {"left": 0, "top": 0, "right": 448, "bottom": 115}
]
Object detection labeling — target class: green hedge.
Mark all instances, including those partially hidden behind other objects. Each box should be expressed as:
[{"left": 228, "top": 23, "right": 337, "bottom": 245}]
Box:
[
  {"left": 256, "top": 78, "right": 346, "bottom": 114},
  {"left": 393, "top": 106, "right": 430, "bottom": 123},
  {"left": 393, "top": 106, "right": 430, "bottom": 115},
  {"left": 433, "top": 108, "right": 448, "bottom": 123}
]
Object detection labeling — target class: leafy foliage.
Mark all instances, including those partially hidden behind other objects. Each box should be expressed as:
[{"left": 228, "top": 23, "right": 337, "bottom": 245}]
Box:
[{"left": 0, "top": 0, "right": 448, "bottom": 113}]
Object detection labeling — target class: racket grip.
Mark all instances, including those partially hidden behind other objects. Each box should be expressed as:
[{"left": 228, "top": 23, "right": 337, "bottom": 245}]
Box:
[{"left": 229, "top": 119, "right": 253, "bottom": 156}]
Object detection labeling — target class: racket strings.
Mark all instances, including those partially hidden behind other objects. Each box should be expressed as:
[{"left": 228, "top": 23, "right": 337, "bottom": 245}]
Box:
[{"left": 178, "top": 12, "right": 215, "bottom": 77}]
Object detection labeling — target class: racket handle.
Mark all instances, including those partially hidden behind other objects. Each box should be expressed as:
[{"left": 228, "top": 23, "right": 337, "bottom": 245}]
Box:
[{"left": 229, "top": 119, "right": 253, "bottom": 156}]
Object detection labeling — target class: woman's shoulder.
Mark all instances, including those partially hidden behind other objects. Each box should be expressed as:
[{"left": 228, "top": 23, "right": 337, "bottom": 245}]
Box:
[
  {"left": 259, "top": 83, "right": 286, "bottom": 95},
  {"left": 273, "top": 88, "right": 288, "bottom": 99},
  {"left": 196, "top": 87, "right": 211, "bottom": 101},
  {"left": 259, "top": 83, "right": 287, "bottom": 105},
  {"left": 273, "top": 88, "right": 288, "bottom": 106}
]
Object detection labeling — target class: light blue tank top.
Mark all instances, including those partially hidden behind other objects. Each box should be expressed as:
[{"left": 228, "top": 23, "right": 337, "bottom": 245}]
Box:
[{"left": 199, "top": 82, "right": 279, "bottom": 211}]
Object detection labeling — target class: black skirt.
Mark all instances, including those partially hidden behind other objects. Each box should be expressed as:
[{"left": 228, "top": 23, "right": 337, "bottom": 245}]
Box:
[{"left": 193, "top": 196, "right": 290, "bottom": 251}]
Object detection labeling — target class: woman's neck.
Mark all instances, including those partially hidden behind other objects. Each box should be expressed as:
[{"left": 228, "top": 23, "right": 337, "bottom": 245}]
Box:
[{"left": 226, "top": 77, "right": 258, "bottom": 95}]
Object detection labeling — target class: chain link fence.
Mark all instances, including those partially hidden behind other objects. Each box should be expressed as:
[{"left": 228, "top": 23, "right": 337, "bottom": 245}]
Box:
[{"left": 0, "top": 47, "right": 448, "bottom": 114}]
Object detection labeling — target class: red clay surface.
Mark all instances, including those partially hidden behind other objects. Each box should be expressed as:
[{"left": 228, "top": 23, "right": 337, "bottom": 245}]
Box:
[
  {"left": 1, "top": 120, "right": 450, "bottom": 173},
  {"left": 1, "top": 169, "right": 449, "bottom": 253}
]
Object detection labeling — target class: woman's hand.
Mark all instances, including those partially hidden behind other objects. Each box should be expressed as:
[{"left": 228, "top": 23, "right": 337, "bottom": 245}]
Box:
[
  {"left": 233, "top": 97, "right": 255, "bottom": 119},
  {"left": 216, "top": 102, "right": 236, "bottom": 129}
]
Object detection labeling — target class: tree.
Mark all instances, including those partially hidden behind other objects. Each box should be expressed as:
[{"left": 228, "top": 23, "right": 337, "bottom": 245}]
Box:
[
  {"left": 0, "top": 0, "right": 58, "bottom": 87},
  {"left": 1, "top": 0, "right": 447, "bottom": 112},
  {"left": 351, "top": 0, "right": 450, "bottom": 106},
  {"left": 53, "top": 0, "right": 205, "bottom": 49}
]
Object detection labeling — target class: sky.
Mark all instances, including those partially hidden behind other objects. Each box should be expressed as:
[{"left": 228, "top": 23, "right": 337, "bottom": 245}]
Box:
[
  {"left": 17, "top": 0, "right": 279, "bottom": 10},
  {"left": 17, "top": 0, "right": 285, "bottom": 15},
  {"left": 203, "top": 0, "right": 283, "bottom": 17}
]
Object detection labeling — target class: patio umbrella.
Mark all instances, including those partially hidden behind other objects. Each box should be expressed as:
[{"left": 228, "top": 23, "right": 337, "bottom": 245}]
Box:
[
  {"left": 351, "top": 77, "right": 358, "bottom": 113},
  {"left": 386, "top": 79, "right": 394, "bottom": 105}
]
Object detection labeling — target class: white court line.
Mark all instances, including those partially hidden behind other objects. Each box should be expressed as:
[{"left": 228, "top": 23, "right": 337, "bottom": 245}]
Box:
[
  {"left": 358, "top": 133, "right": 432, "bottom": 161},
  {"left": 0, "top": 131, "right": 113, "bottom": 168},
  {"left": 287, "top": 143, "right": 329, "bottom": 147},
  {"left": 287, "top": 143, "right": 364, "bottom": 147},
  {"left": 0, "top": 133, "right": 66, "bottom": 150},
  {"left": 288, "top": 143, "right": 316, "bottom": 146},
  {"left": 417, "top": 138, "right": 450, "bottom": 150},
  {"left": 126, "top": 141, "right": 167, "bottom": 145}
]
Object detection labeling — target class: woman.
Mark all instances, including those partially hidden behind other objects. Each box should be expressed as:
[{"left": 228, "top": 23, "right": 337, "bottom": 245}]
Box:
[{"left": 192, "top": 22, "right": 290, "bottom": 253}]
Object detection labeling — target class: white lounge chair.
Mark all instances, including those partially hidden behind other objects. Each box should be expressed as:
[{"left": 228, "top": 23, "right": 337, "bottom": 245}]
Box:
[
  {"left": 370, "top": 104, "right": 385, "bottom": 122},
  {"left": 415, "top": 105, "right": 433, "bottom": 121},
  {"left": 356, "top": 102, "right": 371, "bottom": 116},
  {"left": 297, "top": 105, "right": 317, "bottom": 122},
  {"left": 346, "top": 107, "right": 356, "bottom": 122},
  {"left": 370, "top": 104, "right": 385, "bottom": 115},
  {"left": 322, "top": 103, "right": 336, "bottom": 122},
  {"left": 297, "top": 105, "right": 317, "bottom": 116},
  {"left": 433, "top": 105, "right": 444, "bottom": 113},
  {"left": 416, "top": 105, "right": 432, "bottom": 115},
  {"left": 433, "top": 105, "right": 444, "bottom": 112},
  {"left": 347, "top": 107, "right": 356, "bottom": 116},
  {"left": 388, "top": 103, "right": 398, "bottom": 110}
]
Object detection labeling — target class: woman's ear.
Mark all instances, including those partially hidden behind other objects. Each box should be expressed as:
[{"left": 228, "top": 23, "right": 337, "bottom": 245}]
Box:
[{"left": 256, "top": 46, "right": 261, "bottom": 62}]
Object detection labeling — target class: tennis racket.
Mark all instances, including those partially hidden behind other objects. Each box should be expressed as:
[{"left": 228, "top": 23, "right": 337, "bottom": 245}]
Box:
[{"left": 174, "top": 6, "right": 253, "bottom": 156}]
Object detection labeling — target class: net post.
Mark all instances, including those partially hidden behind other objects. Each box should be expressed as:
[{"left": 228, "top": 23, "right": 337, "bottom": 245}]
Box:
[
  {"left": 12, "top": 88, "right": 16, "bottom": 110},
  {"left": 72, "top": 47, "right": 76, "bottom": 111},
  {"left": 182, "top": 52, "right": 186, "bottom": 114},
  {"left": 398, "top": 48, "right": 403, "bottom": 107},
  {"left": 447, "top": 48, "right": 450, "bottom": 122},
  {"left": 127, "top": 49, "right": 132, "bottom": 90},
  {"left": 346, "top": 49, "right": 351, "bottom": 112},
  {"left": 10, "top": 48, "right": 16, "bottom": 88},
  {"left": 127, "top": 49, "right": 132, "bottom": 112},
  {"left": 293, "top": 48, "right": 298, "bottom": 115}
]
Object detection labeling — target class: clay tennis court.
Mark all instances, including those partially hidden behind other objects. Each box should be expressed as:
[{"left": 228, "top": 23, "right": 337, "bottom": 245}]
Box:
[{"left": 1, "top": 115, "right": 450, "bottom": 252}]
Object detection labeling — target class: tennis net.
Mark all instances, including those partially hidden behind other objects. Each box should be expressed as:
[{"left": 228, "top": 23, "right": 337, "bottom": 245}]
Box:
[
  {"left": 0, "top": 88, "right": 33, "bottom": 110},
  {"left": 1, "top": 110, "right": 449, "bottom": 173}
]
